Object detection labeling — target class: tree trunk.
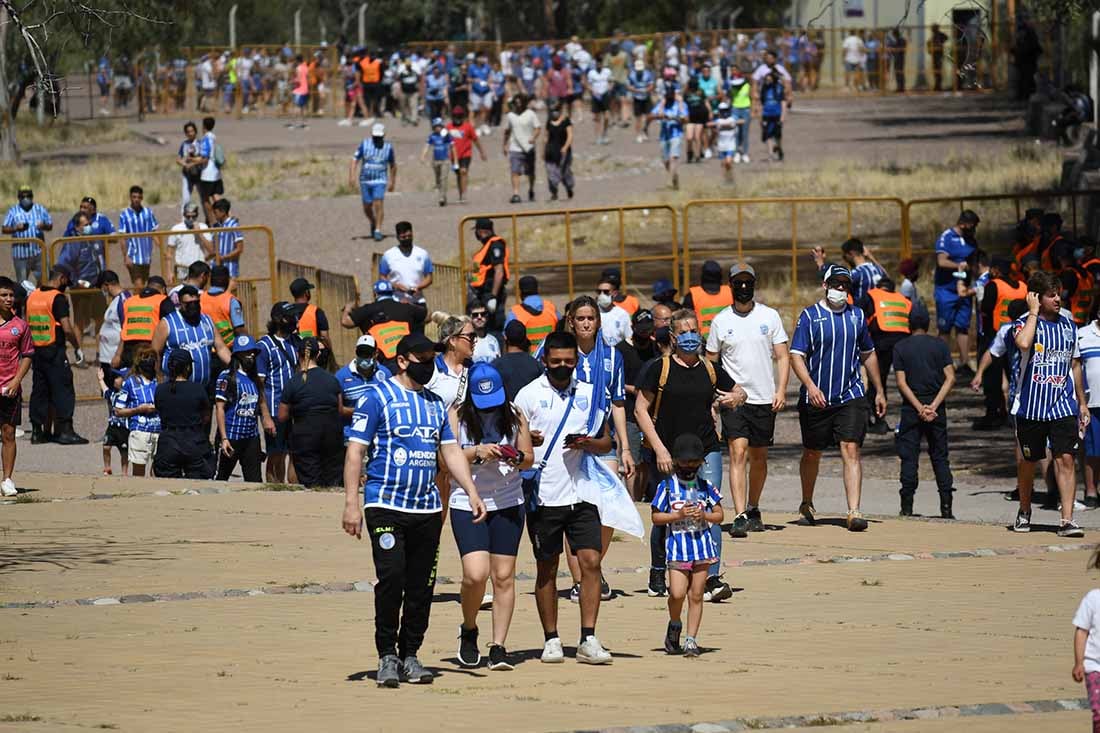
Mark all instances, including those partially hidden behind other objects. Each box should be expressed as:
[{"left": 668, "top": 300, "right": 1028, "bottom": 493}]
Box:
[
  {"left": 0, "top": 6, "right": 17, "bottom": 163},
  {"left": 543, "top": 0, "right": 556, "bottom": 39}
]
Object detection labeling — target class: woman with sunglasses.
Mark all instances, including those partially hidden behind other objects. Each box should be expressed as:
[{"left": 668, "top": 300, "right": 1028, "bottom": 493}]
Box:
[
  {"left": 426, "top": 315, "right": 476, "bottom": 407},
  {"left": 467, "top": 301, "right": 502, "bottom": 364},
  {"left": 450, "top": 362, "right": 533, "bottom": 671}
]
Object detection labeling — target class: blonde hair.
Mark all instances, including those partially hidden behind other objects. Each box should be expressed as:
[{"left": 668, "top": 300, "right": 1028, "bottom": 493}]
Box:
[
  {"left": 438, "top": 315, "right": 472, "bottom": 352},
  {"left": 670, "top": 308, "right": 698, "bottom": 330}
]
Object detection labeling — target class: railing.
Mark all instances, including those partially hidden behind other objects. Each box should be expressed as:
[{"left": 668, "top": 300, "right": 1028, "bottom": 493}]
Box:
[
  {"left": 0, "top": 237, "right": 49, "bottom": 282},
  {"left": 276, "top": 259, "right": 360, "bottom": 363}
]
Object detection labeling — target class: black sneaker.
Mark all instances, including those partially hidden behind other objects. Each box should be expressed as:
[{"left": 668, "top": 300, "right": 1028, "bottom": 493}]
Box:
[
  {"left": 1086, "top": 495, "right": 1100, "bottom": 509},
  {"left": 972, "top": 414, "right": 1005, "bottom": 431},
  {"left": 528, "top": 189, "right": 535, "bottom": 202},
  {"left": 457, "top": 626, "right": 481, "bottom": 667},
  {"left": 1004, "top": 489, "right": 1020, "bottom": 502},
  {"left": 509, "top": 194, "right": 521, "bottom": 204},
  {"left": 729, "top": 513, "right": 749, "bottom": 538},
  {"left": 647, "top": 568, "right": 667, "bottom": 597},
  {"left": 487, "top": 644, "right": 513, "bottom": 671},
  {"left": 955, "top": 364, "right": 975, "bottom": 381},
  {"left": 746, "top": 507, "right": 765, "bottom": 532},
  {"left": 867, "top": 419, "right": 890, "bottom": 435},
  {"left": 664, "top": 620, "right": 683, "bottom": 654},
  {"left": 600, "top": 576, "right": 612, "bottom": 601},
  {"left": 900, "top": 495, "right": 914, "bottom": 516},
  {"left": 1013, "top": 511, "right": 1031, "bottom": 533},
  {"left": 569, "top": 582, "right": 581, "bottom": 603},
  {"left": 703, "top": 575, "right": 733, "bottom": 603},
  {"left": 1059, "top": 519, "right": 1085, "bottom": 538}
]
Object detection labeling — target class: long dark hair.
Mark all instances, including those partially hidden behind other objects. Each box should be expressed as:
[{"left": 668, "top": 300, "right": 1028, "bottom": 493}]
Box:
[
  {"left": 457, "top": 393, "right": 518, "bottom": 445},
  {"left": 167, "top": 354, "right": 192, "bottom": 393},
  {"left": 223, "top": 350, "right": 257, "bottom": 403}
]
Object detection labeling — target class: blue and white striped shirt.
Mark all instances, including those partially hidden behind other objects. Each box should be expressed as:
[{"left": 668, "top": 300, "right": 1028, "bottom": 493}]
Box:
[
  {"left": 349, "top": 378, "right": 456, "bottom": 513},
  {"left": 791, "top": 302, "right": 875, "bottom": 406},
  {"left": 214, "top": 368, "right": 260, "bottom": 440},
  {"left": 1011, "top": 313, "right": 1080, "bottom": 421},
  {"left": 353, "top": 139, "right": 395, "bottom": 184},
  {"left": 850, "top": 261, "right": 885, "bottom": 304},
  {"left": 215, "top": 216, "right": 243, "bottom": 277},
  {"left": 115, "top": 375, "right": 160, "bottom": 433},
  {"left": 256, "top": 334, "right": 298, "bottom": 416},
  {"left": 3, "top": 203, "right": 51, "bottom": 259},
  {"left": 118, "top": 206, "right": 160, "bottom": 265},
  {"left": 161, "top": 311, "right": 218, "bottom": 386},
  {"left": 335, "top": 361, "right": 392, "bottom": 439},
  {"left": 1079, "top": 322, "right": 1100, "bottom": 409},
  {"left": 652, "top": 475, "right": 723, "bottom": 563}
]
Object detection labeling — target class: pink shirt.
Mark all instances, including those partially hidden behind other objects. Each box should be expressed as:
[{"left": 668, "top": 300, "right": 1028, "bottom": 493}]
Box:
[
  {"left": 0, "top": 316, "right": 32, "bottom": 390},
  {"left": 293, "top": 63, "right": 310, "bottom": 96}
]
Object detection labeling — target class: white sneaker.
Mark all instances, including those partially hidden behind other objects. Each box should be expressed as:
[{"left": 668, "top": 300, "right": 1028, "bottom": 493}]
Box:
[
  {"left": 703, "top": 148, "right": 713, "bottom": 159},
  {"left": 635, "top": 134, "right": 644, "bottom": 143},
  {"left": 1, "top": 478, "right": 15, "bottom": 497},
  {"left": 576, "top": 635, "right": 612, "bottom": 665},
  {"left": 541, "top": 638, "right": 564, "bottom": 663},
  {"left": 480, "top": 591, "right": 493, "bottom": 609},
  {"left": 14, "top": 428, "right": 23, "bottom": 439},
  {"left": 358, "top": 119, "right": 370, "bottom": 127},
  {"left": 742, "top": 154, "right": 751, "bottom": 163},
  {"left": 337, "top": 118, "right": 352, "bottom": 127},
  {"left": 733, "top": 152, "right": 742, "bottom": 163}
]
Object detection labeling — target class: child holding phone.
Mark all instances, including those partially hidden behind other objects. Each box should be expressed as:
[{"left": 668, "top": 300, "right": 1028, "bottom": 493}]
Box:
[{"left": 651, "top": 433, "right": 725, "bottom": 657}]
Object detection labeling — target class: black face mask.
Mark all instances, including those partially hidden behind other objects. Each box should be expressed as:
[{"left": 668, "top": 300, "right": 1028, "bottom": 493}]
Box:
[
  {"left": 372, "top": 136, "right": 384, "bottom": 147},
  {"left": 547, "top": 364, "right": 574, "bottom": 383},
  {"left": 405, "top": 359, "right": 435, "bottom": 386},
  {"left": 654, "top": 326, "right": 671, "bottom": 346},
  {"left": 398, "top": 238, "right": 413, "bottom": 250},
  {"left": 182, "top": 301, "right": 202, "bottom": 322},
  {"left": 733, "top": 281, "right": 755, "bottom": 303},
  {"left": 238, "top": 354, "right": 256, "bottom": 372},
  {"left": 139, "top": 358, "right": 156, "bottom": 377},
  {"left": 675, "top": 466, "right": 699, "bottom": 481}
]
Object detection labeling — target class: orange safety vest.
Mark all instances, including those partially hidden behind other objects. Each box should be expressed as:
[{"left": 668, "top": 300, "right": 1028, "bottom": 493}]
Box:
[
  {"left": 26, "top": 289, "right": 61, "bottom": 347},
  {"left": 469, "top": 236, "right": 509, "bottom": 290},
  {"left": 201, "top": 290, "right": 236, "bottom": 346},
  {"left": 866, "top": 288, "right": 911, "bottom": 333},
  {"left": 1040, "top": 233, "right": 1065, "bottom": 272},
  {"left": 991, "top": 277, "right": 1027, "bottom": 330},
  {"left": 361, "top": 58, "right": 382, "bottom": 83},
  {"left": 297, "top": 303, "right": 319, "bottom": 339},
  {"left": 121, "top": 293, "right": 166, "bottom": 342},
  {"left": 1067, "top": 267, "right": 1094, "bottom": 326},
  {"left": 369, "top": 320, "right": 410, "bottom": 359},
  {"left": 614, "top": 293, "right": 639, "bottom": 316},
  {"left": 688, "top": 285, "right": 732, "bottom": 338},
  {"left": 1014, "top": 235, "right": 1039, "bottom": 267},
  {"left": 510, "top": 301, "right": 559, "bottom": 353}
]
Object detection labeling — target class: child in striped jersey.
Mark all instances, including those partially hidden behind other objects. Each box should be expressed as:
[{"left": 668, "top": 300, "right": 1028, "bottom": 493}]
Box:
[
  {"left": 651, "top": 434, "right": 725, "bottom": 658},
  {"left": 98, "top": 367, "right": 129, "bottom": 476}
]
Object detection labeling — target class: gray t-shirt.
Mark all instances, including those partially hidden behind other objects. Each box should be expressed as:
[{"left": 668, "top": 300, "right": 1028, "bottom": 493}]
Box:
[{"left": 505, "top": 110, "right": 541, "bottom": 154}]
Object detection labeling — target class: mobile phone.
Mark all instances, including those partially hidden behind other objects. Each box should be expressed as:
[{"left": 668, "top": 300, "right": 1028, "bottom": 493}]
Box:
[
  {"left": 498, "top": 444, "right": 519, "bottom": 461},
  {"left": 564, "top": 433, "right": 588, "bottom": 447}
]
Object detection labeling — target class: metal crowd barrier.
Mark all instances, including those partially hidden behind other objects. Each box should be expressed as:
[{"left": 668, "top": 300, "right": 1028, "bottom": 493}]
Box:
[{"left": 276, "top": 259, "right": 360, "bottom": 364}]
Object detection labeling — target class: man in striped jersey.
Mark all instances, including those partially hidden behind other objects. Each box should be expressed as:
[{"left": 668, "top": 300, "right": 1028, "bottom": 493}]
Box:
[
  {"left": 118, "top": 185, "right": 160, "bottom": 289},
  {"left": 342, "top": 333, "right": 484, "bottom": 688},
  {"left": 790, "top": 265, "right": 887, "bottom": 532},
  {"left": 840, "top": 238, "right": 885, "bottom": 304},
  {"left": 348, "top": 122, "right": 397, "bottom": 242},
  {"left": 2, "top": 186, "right": 52, "bottom": 285},
  {"left": 151, "top": 285, "right": 231, "bottom": 400},
  {"left": 1011, "top": 271, "right": 1089, "bottom": 536},
  {"left": 258, "top": 302, "right": 299, "bottom": 483},
  {"left": 210, "top": 199, "right": 243, "bottom": 278}
]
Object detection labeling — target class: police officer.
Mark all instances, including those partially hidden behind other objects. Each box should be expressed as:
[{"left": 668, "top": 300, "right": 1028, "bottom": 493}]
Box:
[
  {"left": 112, "top": 275, "right": 173, "bottom": 370},
  {"left": 26, "top": 265, "right": 88, "bottom": 445},
  {"left": 468, "top": 217, "right": 509, "bottom": 334},
  {"left": 289, "top": 277, "right": 333, "bottom": 355},
  {"left": 340, "top": 280, "right": 427, "bottom": 370},
  {"left": 200, "top": 265, "right": 246, "bottom": 347}
]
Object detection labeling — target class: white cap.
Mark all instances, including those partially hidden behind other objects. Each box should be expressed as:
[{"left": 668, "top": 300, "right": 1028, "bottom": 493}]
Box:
[
  {"left": 371, "top": 122, "right": 385, "bottom": 136},
  {"left": 356, "top": 334, "right": 377, "bottom": 350},
  {"left": 634, "top": 59, "right": 644, "bottom": 71}
]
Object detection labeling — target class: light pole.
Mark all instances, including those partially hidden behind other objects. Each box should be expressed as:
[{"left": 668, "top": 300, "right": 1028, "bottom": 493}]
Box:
[
  {"left": 294, "top": 9, "right": 302, "bottom": 50},
  {"left": 229, "top": 4, "right": 238, "bottom": 49},
  {"left": 358, "top": 4, "right": 368, "bottom": 47}
]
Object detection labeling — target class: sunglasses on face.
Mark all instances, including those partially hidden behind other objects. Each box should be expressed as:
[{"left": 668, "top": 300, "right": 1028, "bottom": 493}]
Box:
[
  {"left": 470, "top": 311, "right": 488, "bottom": 319},
  {"left": 826, "top": 280, "right": 851, "bottom": 290},
  {"left": 596, "top": 288, "right": 614, "bottom": 295},
  {"left": 454, "top": 332, "right": 476, "bottom": 342}
]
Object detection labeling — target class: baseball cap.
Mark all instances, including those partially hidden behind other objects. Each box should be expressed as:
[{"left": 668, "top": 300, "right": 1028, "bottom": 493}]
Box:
[
  {"left": 431, "top": 117, "right": 444, "bottom": 127},
  {"left": 822, "top": 264, "right": 852, "bottom": 283},
  {"left": 632, "top": 308, "right": 655, "bottom": 335},
  {"left": 371, "top": 122, "right": 385, "bottom": 136},
  {"left": 231, "top": 334, "right": 260, "bottom": 354},
  {"left": 468, "top": 362, "right": 506, "bottom": 409},
  {"left": 671, "top": 433, "right": 705, "bottom": 462},
  {"left": 718, "top": 101, "right": 730, "bottom": 111},
  {"left": 373, "top": 279, "right": 395, "bottom": 296},
  {"left": 701, "top": 260, "right": 722, "bottom": 280},
  {"left": 355, "top": 334, "right": 377, "bottom": 356},
  {"left": 474, "top": 217, "right": 494, "bottom": 231},
  {"left": 270, "top": 301, "right": 296, "bottom": 318},
  {"left": 17, "top": 185, "right": 31, "bottom": 196},
  {"left": 167, "top": 348, "right": 193, "bottom": 369},
  {"left": 289, "top": 277, "right": 315, "bottom": 297},
  {"left": 452, "top": 105, "right": 466, "bottom": 116},
  {"left": 634, "top": 59, "right": 644, "bottom": 71},
  {"left": 395, "top": 333, "right": 443, "bottom": 357},
  {"left": 503, "top": 320, "right": 531, "bottom": 350},
  {"left": 652, "top": 278, "right": 677, "bottom": 298},
  {"left": 729, "top": 262, "right": 755, "bottom": 279}
]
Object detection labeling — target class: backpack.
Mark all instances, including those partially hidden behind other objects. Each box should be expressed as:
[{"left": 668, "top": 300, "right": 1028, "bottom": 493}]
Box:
[
  {"left": 643, "top": 355, "right": 716, "bottom": 448},
  {"left": 213, "top": 143, "right": 227, "bottom": 169}
]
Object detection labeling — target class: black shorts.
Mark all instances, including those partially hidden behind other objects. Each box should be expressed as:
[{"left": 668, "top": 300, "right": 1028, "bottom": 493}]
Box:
[
  {"left": 456, "top": 156, "right": 472, "bottom": 170},
  {"left": 265, "top": 418, "right": 290, "bottom": 455},
  {"left": 527, "top": 501, "right": 602, "bottom": 562},
  {"left": 1016, "top": 415, "right": 1079, "bottom": 461},
  {"left": 762, "top": 115, "right": 783, "bottom": 142},
  {"left": 632, "top": 97, "right": 650, "bottom": 116},
  {"left": 103, "top": 423, "right": 130, "bottom": 448},
  {"left": 722, "top": 403, "right": 777, "bottom": 447},
  {"left": 451, "top": 505, "right": 525, "bottom": 556},
  {"left": 798, "top": 399, "right": 868, "bottom": 450},
  {"left": 591, "top": 94, "right": 609, "bottom": 114},
  {"left": 197, "top": 179, "right": 224, "bottom": 199},
  {"left": 0, "top": 394, "right": 20, "bottom": 426},
  {"left": 688, "top": 107, "right": 709, "bottom": 124}
]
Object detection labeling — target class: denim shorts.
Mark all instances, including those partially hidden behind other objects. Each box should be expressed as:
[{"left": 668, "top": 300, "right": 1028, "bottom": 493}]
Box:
[
  {"left": 359, "top": 181, "right": 387, "bottom": 203},
  {"left": 661, "top": 137, "right": 683, "bottom": 160}
]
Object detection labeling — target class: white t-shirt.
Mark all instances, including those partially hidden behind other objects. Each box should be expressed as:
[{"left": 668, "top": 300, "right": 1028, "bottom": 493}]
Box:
[
  {"left": 167, "top": 221, "right": 212, "bottom": 268},
  {"left": 99, "top": 292, "right": 126, "bottom": 365},
  {"left": 199, "top": 60, "right": 216, "bottom": 90},
  {"left": 751, "top": 63, "right": 792, "bottom": 84},
  {"left": 200, "top": 132, "right": 220, "bottom": 182},
  {"left": 505, "top": 109, "right": 541, "bottom": 154},
  {"left": 587, "top": 67, "right": 612, "bottom": 97},
  {"left": 599, "top": 306, "right": 632, "bottom": 347},
  {"left": 714, "top": 117, "right": 739, "bottom": 152},
  {"left": 1074, "top": 589, "right": 1100, "bottom": 673},
  {"left": 425, "top": 357, "right": 468, "bottom": 407},
  {"left": 473, "top": 333, "right": 501, "bottom": 364},
  {"left": 514, "top": 376, "right": 604, "bottom": 507},
  {"left": 706, "top": 302, "right": 789, "bottom": 404},
  {"left": 1079, "top": 321, "right": 1100, "bottom": 408},
  {"left": 379, "top": 245, "right": 432, "bottom": 291},
  {"left": 988, "top": 323, "right": 1012, "bottom": 359},
  {"left": 450, "top": 422, "right": 524, "bottom": 512},
  {"left": 842, "top": 35, "right": 866, "bottom": 64}
]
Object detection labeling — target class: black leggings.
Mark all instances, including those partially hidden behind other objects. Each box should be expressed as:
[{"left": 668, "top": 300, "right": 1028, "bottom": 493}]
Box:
[
  {"left": 216, "top": 436, "right": 263, "bottom": 482},
  {"left": 153, "top": 429, "right": 215, "bottom": 479},
  {"left": 289, "top": 411, "right": 345, "bottom": 488}
]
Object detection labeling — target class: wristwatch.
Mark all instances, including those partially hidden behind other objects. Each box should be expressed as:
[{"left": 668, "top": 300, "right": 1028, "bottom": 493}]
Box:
[{"left": 472, "top": 446, "right": 484, "bottom": 465}]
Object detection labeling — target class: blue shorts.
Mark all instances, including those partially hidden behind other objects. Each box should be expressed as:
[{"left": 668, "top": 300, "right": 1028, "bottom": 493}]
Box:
[
  {"left": 265, "top": 418, "right": 290, "bottom": 455},
  {"left": 359, "top": 181, "right": 386, "bottom": 203},
  {"left": 1086, "top": 409, "right": 1100, "bottom": 457},
  {"left": 934, "top": 291, "right": 972, "bottom": 333},
  {"left": 450, "top": 504, "right": 525, "bottom": 556},
  {"left": 294, "top": 93, "right": 308, "bottom": 108},
  {"left": 661, "top": 137, "right": 682, "bottom": 160},
  {"left": 719, "top": 150, "right": 735, "bottom": 160}
]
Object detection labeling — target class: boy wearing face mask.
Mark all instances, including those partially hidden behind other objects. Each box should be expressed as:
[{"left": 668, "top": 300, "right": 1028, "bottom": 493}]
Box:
[
  {"left": 3, "top": 186, "right": 52, "bottom": 285},
  {"left": 595, "top": 276, "right": 632, "bottom": 347},
  {"left": 114, "top": 347, "right": 160, "bottom": 477},
  {"left": 652, "top": 433, "right": 725, "bottom": 657},
  {"left": 335, "top": 334, "right": 393, "bottom": 443},
  {"left": 790, "top": 265, "right": 887, "bottom": 532}
]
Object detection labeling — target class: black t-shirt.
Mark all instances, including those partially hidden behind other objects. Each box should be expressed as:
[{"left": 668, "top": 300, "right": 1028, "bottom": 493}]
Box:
[
  {"left": 545, "top": 118, "right": 572, "bottom": 162},
  {"left": 617, "top": 340, "right": 658, "bottom": 424},
  {"left": 492, "top": 351, "right": 543, "bottom": 402},
  {"left": 280, "top": 367, "right": 342, "bottom": 419},
  {"left": 349, "top": 299, "right": 427, "bottom": 335},
  {"left": 641, "top": 356, "right": 734, "bottom": 454},
  {"left": 290, "top": 302, "right": 329, "bottom": 332},
  {"left": 892, "top": 334, "right": 952, "bottom": 401},
  {"left": 154, "top": 380, "right": 210, "bottom": 430}
]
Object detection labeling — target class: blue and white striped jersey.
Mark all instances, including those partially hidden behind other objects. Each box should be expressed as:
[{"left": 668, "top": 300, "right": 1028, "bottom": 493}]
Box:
[
  {"left": 791, "top": 302, "right": 875, "bottom": 406},
  {"left": 214, "top": 368, "right": 260, "bottom": 440},
  {"left": 115, "top": 375, "right": 160, "bottom": 432},
  {"left": 1079, "top": 322, "right": 1100, "bottom": 409},
  {"left": 348, "top": 378, "right": 456, "bottom": 513},
  {"left": 353, "top": 139, "right": 395, "bottom": 184},
  {"left": 215, "top": 216, "right": 243, "bottom": 277},
  {"left": 118, "top": 206, "right": 160, "bottom": 265},
  {"left": 1011, "top": 313, "right": 1080, "bottom": 421},
  {"left": 652, "top": 475, "right": 722, "bottom": 563},
  {"left": 161, "top": 311, "right": 218, "bottom": 386},
  {"left": 3, "top": 203, "right": 51, "bottom": 259},
  {"left": 335, "top": 361, "right": 392, "bottom": 439},
  {"left": 256, "top": 334, "right": 298, "bottom": 416},
  {"left": 850, "top": 261, "right": 885, "bottom": 304}
]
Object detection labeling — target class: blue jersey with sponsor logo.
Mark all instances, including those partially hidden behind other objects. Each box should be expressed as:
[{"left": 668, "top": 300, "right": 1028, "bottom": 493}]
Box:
[
  {"left": 933, "top": 228, "right": 974, "bottom": 295},
  {"left": 1011, "top": 314, "right": 1080, "bottom": 421},
  {"left": 115, "top": 375, "right": 160, "bottom": 433},
  {"left": 348, "top": 378, "right": 456, "bottom": 513},
  {"left": 214, "top": 369, "right": 260, "bottom": 440},
  {"left": 335, "top": 361, "right": 392, "bottom": 439},
  {"left": 790, "top": 302, "right": 875, "bottom": 405}
]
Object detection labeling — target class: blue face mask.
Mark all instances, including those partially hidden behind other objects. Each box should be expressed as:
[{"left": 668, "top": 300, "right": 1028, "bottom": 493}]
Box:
[{"left": 676, "top": 331, "right": 703, "bottom": 354}]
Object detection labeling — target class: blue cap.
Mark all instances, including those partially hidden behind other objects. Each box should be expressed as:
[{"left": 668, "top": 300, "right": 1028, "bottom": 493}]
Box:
[
  {"left": 231, "top": 334, "right": 260, "bottom": 354},
  {"left": 373, "top": 279, "right": 394, "bottom": 296},
  {"left": 652, "top": 278, "right": 677, "bottom": 297},
  {"left": 822, "top": 264, "right": 852, "bottom": 283},
  {"left": 468, "top": 362, "right": 505, "bottom": 409}
]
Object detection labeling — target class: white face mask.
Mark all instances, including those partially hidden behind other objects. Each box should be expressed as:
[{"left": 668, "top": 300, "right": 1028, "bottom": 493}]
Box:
[
  {"left": 826, "top": 288, "right": 847, "bottom": 307},
  {"left": 596, "top": 293, "right": 613, "bottom": 309}
]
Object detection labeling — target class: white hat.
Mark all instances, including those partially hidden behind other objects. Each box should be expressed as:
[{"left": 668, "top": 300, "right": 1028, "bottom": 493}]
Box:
[
  {"left": 633, "top": 59, "right": 644, "bottom": 71},
  {"left": 371, "top": 122, "right": 385, "bottom": 136},
  {"left": 356, "top": 334, "right": 377, "bottom": 350}
]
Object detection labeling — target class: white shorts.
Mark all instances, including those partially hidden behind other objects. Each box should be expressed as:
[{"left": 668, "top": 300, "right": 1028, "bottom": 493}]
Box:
[
  {"left": 128, "top": 430, "right": 159, "bottom": 465},
  {"left": 470, "top": 91, "right": 494, "bottom": 111},
  {"left": 661, "top": 137, "right": 683, "bottom": 160}
]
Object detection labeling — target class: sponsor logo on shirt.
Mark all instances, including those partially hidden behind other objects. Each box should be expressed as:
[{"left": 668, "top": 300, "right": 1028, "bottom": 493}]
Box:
[{"left": 393, "top": 446, "right": 408, "bottom": 466}]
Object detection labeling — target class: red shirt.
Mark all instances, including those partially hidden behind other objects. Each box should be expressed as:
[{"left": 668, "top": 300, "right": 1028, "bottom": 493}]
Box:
[
  {"left": 446, "top": 121, "right": 478, "bottom": 160},
  {"left": 0, "top": 315, "right": 32, "bottom": 390}
]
